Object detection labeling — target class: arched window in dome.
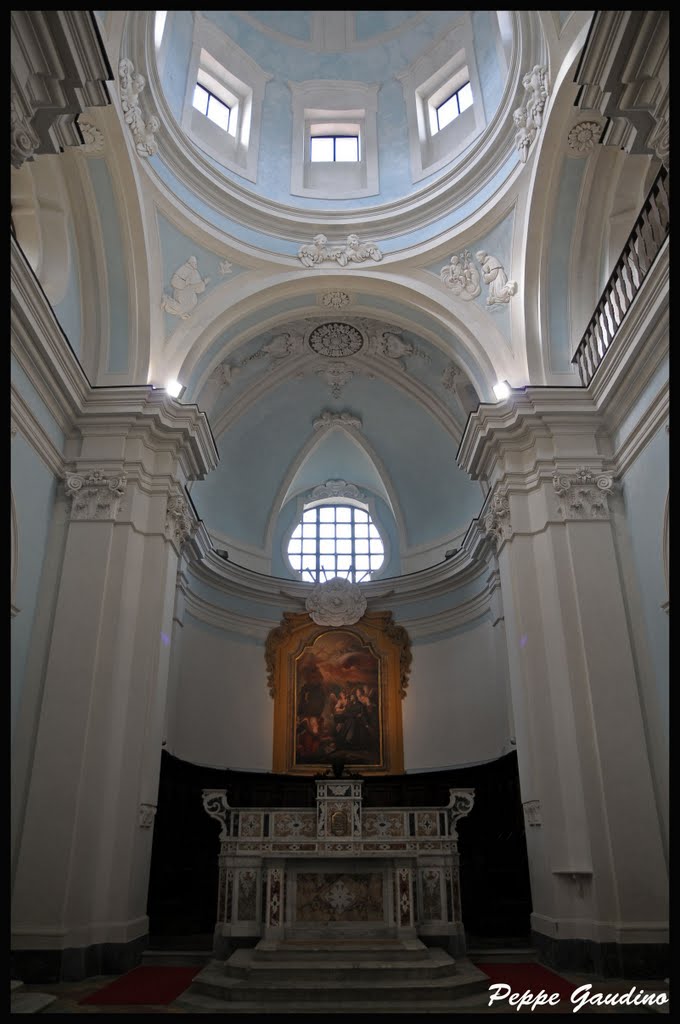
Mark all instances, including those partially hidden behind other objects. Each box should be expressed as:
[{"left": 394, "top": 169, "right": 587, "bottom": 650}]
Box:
[{"left": 287, "top": 504, "right": 385, "bottom": 583}]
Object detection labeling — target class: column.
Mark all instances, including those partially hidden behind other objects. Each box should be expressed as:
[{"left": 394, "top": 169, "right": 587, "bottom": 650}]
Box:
[
  {"left": 458, "top": 391, "right": 668, "bottom": 977},
  {"left": 11, "top": 390, "right": 217, "bottom": 980}
]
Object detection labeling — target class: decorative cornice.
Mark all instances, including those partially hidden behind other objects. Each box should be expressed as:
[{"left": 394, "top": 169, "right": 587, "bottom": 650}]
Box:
[
  {"left": 305, "top": 577, "right": 367, "bottom": 626},
  {"left": 10, "top": 11, "right": 111, "bottom": 168},
  {"left": 65, "top": 469, "right": 127, "bottom": 521},
  {"left": 298, "top": 234, "right": 383, "bottom": 268},
  {"left": 553, "top": 468, "right": 614, "bottom": 520}
]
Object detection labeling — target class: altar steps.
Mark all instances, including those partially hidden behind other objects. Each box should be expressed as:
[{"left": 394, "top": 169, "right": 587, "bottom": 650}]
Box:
[{"left": 181, "top": 939, "right": 490, "bottom": 1010}]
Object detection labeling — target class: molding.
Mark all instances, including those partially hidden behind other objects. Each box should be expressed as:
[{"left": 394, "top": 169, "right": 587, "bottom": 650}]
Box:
[{"left": 10, "top": 386, "right": 65, "bottom": 479}]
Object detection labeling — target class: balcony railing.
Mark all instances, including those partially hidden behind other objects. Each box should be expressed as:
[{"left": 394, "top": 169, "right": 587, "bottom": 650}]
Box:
[{"left": 572, "top": 166, "right": 669, "bottom": 386}]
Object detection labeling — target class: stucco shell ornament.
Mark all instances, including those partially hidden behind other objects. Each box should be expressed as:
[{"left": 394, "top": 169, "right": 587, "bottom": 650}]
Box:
[{"left": 305, "top": 577, "right": 367, "bottom": 626}]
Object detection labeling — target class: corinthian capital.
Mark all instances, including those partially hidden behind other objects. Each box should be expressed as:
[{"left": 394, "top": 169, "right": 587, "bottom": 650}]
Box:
[
  {"left": 65, "top": 469, "right": 127, "bottom": 521},
  {"left": 553, "top": 467, "right": 614, "bottom": 520},
  {"left": 482, "top": 491, "right": 512, "bottom": 548}
]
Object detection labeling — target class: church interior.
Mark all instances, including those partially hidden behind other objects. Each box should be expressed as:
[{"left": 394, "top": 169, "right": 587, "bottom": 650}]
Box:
[{"left": 11, "top": 9, "right": 668, "bottom": 1014}]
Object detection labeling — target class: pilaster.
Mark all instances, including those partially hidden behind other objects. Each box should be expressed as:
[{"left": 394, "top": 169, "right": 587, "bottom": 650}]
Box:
[
  {"left": 459, "top": 388, "right": 668, "bottom": 977},
  {"left": 11, "top": 393, "right": 218, "bottom": 981}
]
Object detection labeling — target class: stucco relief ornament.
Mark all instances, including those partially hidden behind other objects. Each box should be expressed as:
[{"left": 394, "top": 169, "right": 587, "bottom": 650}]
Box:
[
  {"left": 11, "top": 89, "right": 40, "bottom": 169},
  {"left": 475, "top": 251, "right": 518, "bottom": 306},
  {"left": 374, "top": 331, "right": 430, "bottom": 367},
  {"left": 165, "top": 494, "right": 197, "bottom": 546},
  {"left": 320, "top": 290, "right": 351, "bottom": 309},
  {"left": 440, "top": 251, "right": 481, "bottom": 300},
  {"left": 138, "top": 803, "right": 157, "bottom": 829},
  {"left": 218, "top": 259, "right": 233, "bottom": 275},
  {"left": 65, "top": 469, "right": 127, "bottom": 521},
  {"left": 441, "top": 363, "right": 461, "bottom": 390},
  {"left": 553, "top": 467, "right": 614, "bottom": 520},
  {"left": 241, "top": 331, "right": 304, "bottom": 365},
  {"left": 317, "top": 360, "right": 354, "bottom": 398},
  {"left": 313, "top": 410, "right": 362, "bottom": 431},
  {"left": 305, "top": 577, "right": 367, "bottom": 626},
  {"left": 567, "top": 120, "right": 603, "bottom": 155},
  {"left": 161, "top": 256, "right": 210, "bottom": 319},
  {"left": 483, "top": 492, "right": 512, "bottom": 547},
  {"left": 308, "top": 322, "right": 364, "bottom": 357},
  {"left": 208, "top": 361, "right": 239, "bottom": 389},
  {"left": 298, "top": 233, "right": 382, "bottom": 267},
  {"left": 310, "top": 480, "right": 365, "bottom": 501},
  {"left": 118, "top": 58, "right": 159, "bottom": 158},
  {"left": 513, "top": 64, "right": 549, "bottom": 163},
  {"left": 77, "top": 116, "right": 104, "bottom": 154}
]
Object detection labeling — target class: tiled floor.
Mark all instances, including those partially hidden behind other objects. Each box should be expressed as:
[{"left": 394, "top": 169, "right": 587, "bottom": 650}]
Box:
[{"left": 13, "top": 968, "right": 669, "bottom": 1015}]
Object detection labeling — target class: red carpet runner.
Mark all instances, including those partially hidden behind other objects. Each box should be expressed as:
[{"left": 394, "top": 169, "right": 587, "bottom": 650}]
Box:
[
  {"left": 79, "top": 966, "right": 201, "bottom": 1005},
  {"left": 80, "top": 961, "right": 576, "bottom": 1006},
  {"left": 472, "top": 962, "right": 577, "bottom": 1000}
]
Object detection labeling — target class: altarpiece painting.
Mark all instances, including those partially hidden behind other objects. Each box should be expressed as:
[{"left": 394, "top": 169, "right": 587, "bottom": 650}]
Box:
[{"left": 267, "top": 612, "right": 409, "bottom": 775}]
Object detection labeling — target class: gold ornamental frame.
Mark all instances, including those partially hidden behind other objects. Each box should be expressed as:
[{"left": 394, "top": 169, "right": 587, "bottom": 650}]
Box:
[{"left": 267, "top": 612, "right": 409, "bottom": 776}]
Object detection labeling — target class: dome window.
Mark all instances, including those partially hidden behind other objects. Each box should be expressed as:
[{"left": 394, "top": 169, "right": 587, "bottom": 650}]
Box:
[
  {"left": 287, "top": 504, "right": 385, "bottom": 583},
  {"left": 193, "top": 82, "right": 233, "bottom": 134},
  {"left": 310, "top": 134, "right": 360, "bottom": 163},
  {"left": 434, "top": 81, "right": 473, "bottom": 133}
]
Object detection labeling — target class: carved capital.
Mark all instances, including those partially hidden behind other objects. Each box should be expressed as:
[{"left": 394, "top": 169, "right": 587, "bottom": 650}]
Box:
[
  {"left": 553, "top": 467, "right": 614, "bottom": 520},
  {"left": 78, "top": 116, "right": 104, "bottom": 154},
  {"left": 138, "top": 802, "right": 157, "bottom": 829},
  {"left": 202, "top": 789, "right": 231, "bottom": 840},
  {"left": 305, "top": 577, "right": 367, "bottom": 626},
  {"left": 65, "top": 469, "right": 126, "bottom": 521},
  {"left": 482, "top": 491, "right": 512, "bottom": 548},
  {"left": 165, "top": 494, "right": 197, "bottom": 546}
]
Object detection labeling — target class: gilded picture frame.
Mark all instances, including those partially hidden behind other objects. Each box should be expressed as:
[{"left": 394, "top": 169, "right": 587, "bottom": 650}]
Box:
[{"left": 268, "top": 612, "right": 409, "bottom": 776}]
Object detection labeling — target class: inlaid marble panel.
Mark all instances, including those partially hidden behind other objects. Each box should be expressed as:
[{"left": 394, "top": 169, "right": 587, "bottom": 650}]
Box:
[{"left": 295, "top": 872, "right": 383, "bottom": 922}]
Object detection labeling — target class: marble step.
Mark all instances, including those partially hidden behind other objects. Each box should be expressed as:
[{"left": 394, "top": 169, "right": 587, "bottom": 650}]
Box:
[
  {"left": 142, "top": 949, "right": 211, "bottom": 965},
  {"left": 252, "top": 938, "right": 432, "bottom": 962},
  {"left": 178, "top": 991, "right": 488, "bottom": 1014},
  {"left": 468, "top": 947, "right": 537, "bottom": 963},
  {"left": 11, "top": 981, "right": 24, "bottom": 992},
  {"left": 189, "top": 957, "right": 489, "bottom": 1004},
  {"left": 10, "top": 992, "right": 57, "bottom": 1014},
  {"left": 223, "top": 946, "right": 458, "bottom": 981}
]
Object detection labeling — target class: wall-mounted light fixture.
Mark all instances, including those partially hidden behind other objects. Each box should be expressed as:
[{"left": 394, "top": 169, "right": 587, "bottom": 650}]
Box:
[
  {"left": 165, "top": 379, "right": 186, "bottom": 399},
  {"left": 493, "top": 379, "right": 511, "bottom": 400}
]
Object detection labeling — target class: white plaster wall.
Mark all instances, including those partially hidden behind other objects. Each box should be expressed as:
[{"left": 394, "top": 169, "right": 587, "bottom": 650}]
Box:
[
  {"left": 167, "top": 614, "right": 274, "bottom": 771},
  {"left": 168, "top": 611, "right": 512, "bottom": 773},
  {"left": 403, "top": 621, "right": 513, "bottom": 771}
]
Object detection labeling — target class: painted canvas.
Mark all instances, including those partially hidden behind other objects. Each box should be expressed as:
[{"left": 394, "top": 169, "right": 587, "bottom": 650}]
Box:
[
  {"left": 294, "top": 630, "right": 382, "bottom": 768},
  {"left": 268, "top": 611, "right": 408, "bottom": 775}
]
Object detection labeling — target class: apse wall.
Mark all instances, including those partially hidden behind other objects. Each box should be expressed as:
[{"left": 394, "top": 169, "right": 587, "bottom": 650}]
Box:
[{"left": 164, "top": 559, "right": 513, "bottom": 773}]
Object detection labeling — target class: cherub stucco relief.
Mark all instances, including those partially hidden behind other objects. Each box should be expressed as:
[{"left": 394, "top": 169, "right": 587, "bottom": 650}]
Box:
[
  {"left": 513, "top": 64, "right": 549, "bottom": 163},
  {"left": 161, "top": 256, "right": 211, "bottom": 319},
  {"left": 335, "top": 233, "right": 383, "bottom": 267},
  {"left": 475, "top": 251, "right": 518, "bottom": 306},
  {"left": 298, "top": 234, "right": 330, "bottom": 267},
  {"left": 440, "top": 251, "right": 481, "bottom": 300},
  {"left": 118, "top": 57, "right": 159, "bottom": 158},
  {"left": 298, "top": 233, "right": 382, "bottom": 267}
]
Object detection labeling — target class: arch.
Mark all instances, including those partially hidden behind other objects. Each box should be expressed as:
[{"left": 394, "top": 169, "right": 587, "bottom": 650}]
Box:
[{"left": 263, "top": 422, "right": 407, "bottom": 561}]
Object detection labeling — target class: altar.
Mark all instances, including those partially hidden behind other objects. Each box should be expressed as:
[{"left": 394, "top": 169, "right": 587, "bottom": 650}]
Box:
[{"left": 202, "top": 778, "right": 475, "bottom": 957}]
